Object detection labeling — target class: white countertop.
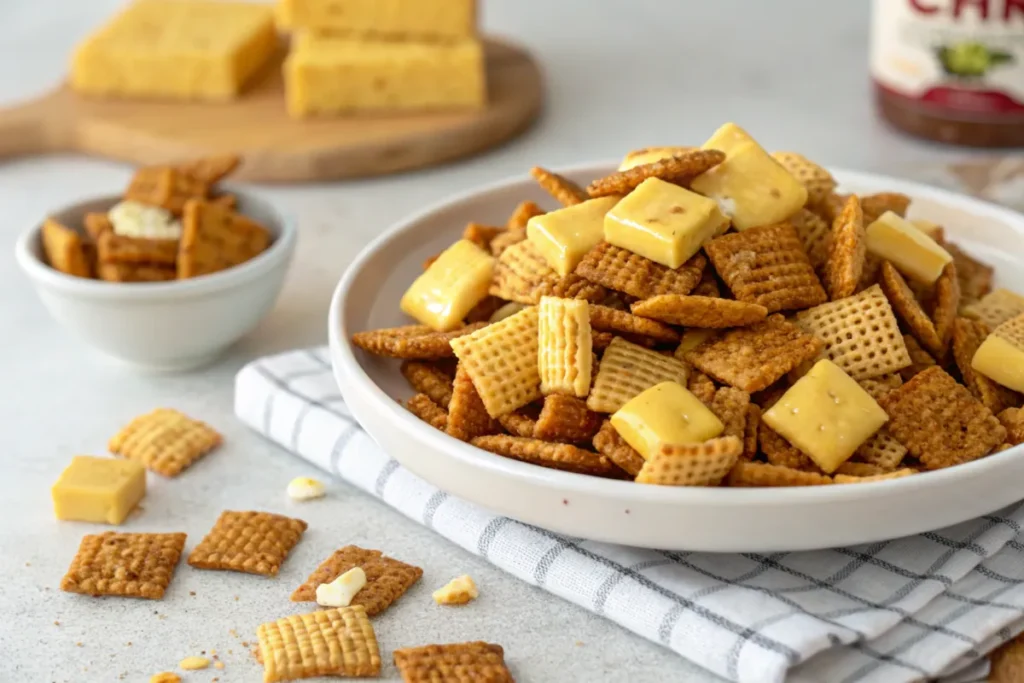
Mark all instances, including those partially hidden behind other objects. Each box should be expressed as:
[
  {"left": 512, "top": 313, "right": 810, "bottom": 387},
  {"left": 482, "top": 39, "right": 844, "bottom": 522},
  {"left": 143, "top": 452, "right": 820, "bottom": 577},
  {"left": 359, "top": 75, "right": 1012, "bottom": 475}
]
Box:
[{"left": 0, "top": 1, "right": 1002, "bottom": 681}]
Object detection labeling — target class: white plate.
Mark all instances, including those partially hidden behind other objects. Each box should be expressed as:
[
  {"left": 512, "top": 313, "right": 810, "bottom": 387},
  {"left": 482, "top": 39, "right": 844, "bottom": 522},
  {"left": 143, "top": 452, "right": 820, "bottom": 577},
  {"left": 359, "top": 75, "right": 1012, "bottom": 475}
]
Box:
[{"left": 328, "top": 163, "right": 1024, "bottom": 552}]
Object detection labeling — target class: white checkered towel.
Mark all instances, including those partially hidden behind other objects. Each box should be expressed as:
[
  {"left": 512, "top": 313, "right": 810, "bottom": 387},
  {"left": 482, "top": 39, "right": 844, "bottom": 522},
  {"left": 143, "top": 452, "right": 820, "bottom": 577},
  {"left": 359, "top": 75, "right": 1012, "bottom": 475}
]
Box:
[{"left": 235, "top": 348, "right": 1024, "bottom": 683}]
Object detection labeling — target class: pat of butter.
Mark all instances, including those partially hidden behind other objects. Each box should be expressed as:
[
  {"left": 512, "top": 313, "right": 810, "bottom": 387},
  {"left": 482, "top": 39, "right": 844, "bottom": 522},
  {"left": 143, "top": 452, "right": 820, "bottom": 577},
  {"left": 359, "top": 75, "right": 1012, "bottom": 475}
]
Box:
[
  {"left": 433, "top": 574, "right": 479, "bottom": 605},
  {"left": 618, "top": 146, "right": 696, "bottom": 171},
  {"left": 52, "top": 456, "right": 146, "bottom": 525},
  {"left": 866, "top": 211, "right": 952, "bottom": 284},
  {"left": 604, "top": 177, "right": 729, "bottom": 269},
  {"left": 400, "top": 239, "right": 495, "bottom": 331},
  {"left": 763, "top": 359, "right": 888, "bottom": 473},
  {"left": 316, "top": 567, "right": 367, "bottom": 608},
  {"left": 610, "top": 381, "right": 724, "bottom": 460},
  {"left": 527, "top": 196, "right": 620, "bottom": 276},
  {"left": 108, "top": 200, "right": 182, "bottom": 240},
  {"left": 972, "top": 314, "right": 1024, "bottom": 393},
  {"left": 287, "top": 476, "right": 325, "bottom": 501}
]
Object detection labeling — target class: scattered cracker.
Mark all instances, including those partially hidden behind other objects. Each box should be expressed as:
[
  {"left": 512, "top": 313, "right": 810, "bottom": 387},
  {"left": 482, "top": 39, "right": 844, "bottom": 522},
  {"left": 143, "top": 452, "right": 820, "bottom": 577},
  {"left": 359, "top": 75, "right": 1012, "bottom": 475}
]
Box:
[
  {"left": 60, "top": 532, "right": 186, "bottom": 600},
  {"left": 257, "top": 607, "right": 381, "bottom": 681},
  {"left": 794, "top": 284, "right": 911, "bottom": 380},
  {"left": 575, "top": 242, "right": 705, "bottom": 300},
  {"left": 176, "top": 155, "right": 241, "bottom": 186},
  {"left": 462, "top": 223, "right": 504, "bottom": 251},
  {"left": 998, "top": 408, "right": 1024, "bottom": 446},
  {"left": 589, "top": 305, "right": 679, "bottom": 343},
  {"left": 592, "top": 421, "right": 645, "bottom": 477},
  {"left": 710, "top": 387, "right": 750, "bottom": 441},
  {"left": 530, "top": 166, "right": 588, "bottom": 206},
  {"left": 401, "top": 361, "right": 454, "bottom": 408},
  {"left": 538, "top": 296, "right": 593, "bottom": 397},
  {"left": 446, "top": 365, "right": 499, "bottom": 442},
  {"left": 188, "top": 511, "right": 306, "bottom": 577},
  {"left": 759, "top": 423, "right": 816, "bottom": 470},
  {"left": 587, "top": 337, "right": 690, "bottom": 413},
  {"left": 407, "top": 394, "right": 447, "bottom": 431},
  {"left": 879, "top": 261, "right": 944, "bottom": 356},
  {"left": 963, "top": 288, "right": 1024, "bottom": 330},
  {"left": 393, "top": 642, "right": 512, "bottom": 683},
  {"left": 497, "top": 410, "right": 537, "bottom": 438},
  {"left": 860, "top": 192, "right": 911, "bottom": 223},
  {"left": 636, "top": 436, "right": 742, "bottom": 486},
  {"left": 703, "top": 222, "right": 827, "bottom": 312},
  {"left": 851, "top": 429, "right": 908, "bottom": 470},
  {"left": 42, "top": 218, "right": 93, "bottom": 277},
  {"left": 834, "top": 469, "right": 914, "bottom": 484},
  {"left": 945, "top": 243, "right": 993, "bottom": 306},
  {"left": 84, "top": 212, "right": 114, "bottom": 241},
  {"left": 824, "top": 195, "right": 865, "bottom": 301},
  {"left": 108, "top": 408, "right": 221, "bottom": 477},
  {"left": 491, "top": 240, "right": 604, "bottom": 304},
  {"left": 858, "top": 374, "right": 903, "bottom": 401},
  {"left": 687, "top": 370, "right": 718, "bottom": 406},
  {"left": 770, "top": 152, "right": 836, "bottom": 205},
  {"left": 879, "top": 367, "right": 1006, "bottom": 470},
  {"left": 742, "top": 404, "right": 761, "bottom": 460},
  {"left": 692, "top": 268, "right": 723, "bottom": 298},
  {"left": 788, "top": 208, "right": 832, "bottom": 275},
  {"left": 535, "top": 395, "right": 603, "bottom": 443},
  {"left": 727, "top": 461, "right": 833, "bottom": 487},
  {"left": 98, "top": 262, "right": 176, "bottom": 283},
  {"left": 125, "top": 166, "right": 208, "bottom": 214},
  {"left": 686, "top": 315, "right": 823, "bottom": 392},
  {"left": 291, "top": 546, "right": 423, "bottom": 615},
  {"left": 952, "top": 318, "right": 1021, "bottom": 414},
  {"left": 352, "top": 323, "right": 486, "bottom": 360},
  {"left": 631, "top": 295, "right": 767, "bottom": 328},
  {"left": 586, "top": 149, "right": 725, "bottom": 197},
  {"left": 899, "top": 333, "right": 938, "bottom": 381},
  {"left": 471, "top": 435, "right": 618, "bottom": 476},
  {"left": 178, "top": 199, "right": 270, "bottom": 278},
  {"left": 507, "top": 200, "right": 545, "bottom": 231}
]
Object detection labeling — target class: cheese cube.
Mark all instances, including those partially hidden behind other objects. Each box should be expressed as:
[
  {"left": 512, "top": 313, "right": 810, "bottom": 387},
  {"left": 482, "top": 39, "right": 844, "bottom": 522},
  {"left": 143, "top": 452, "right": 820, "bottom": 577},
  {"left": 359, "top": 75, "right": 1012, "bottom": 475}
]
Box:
[
  {"left": 433, "top": 575, "right": 479, "bottom": 605},
  {"left": 610, "top": 381, "right": 724, "bottom": 460},
  {"left": 604, "top": 178, "right": 729, "bottom": 269},
  {"left": 763, "top": 360, "right": 889, "bottom": 473},
  {"left": 618, "top": 146, "right": 696, "bottom": 171},
  {"left": 52, "top": 456, "right": 146, "bottom": 525},
  {"left": 283, "top": 0, "right": 477, "bottom": 40},
  {"left": 690, "top": 141, "right": 808, "bottom": 230},
  {"left": 401, "top": 239, "right": 495, "bottom": 331},
  {"left": 315, "top": 567, "right": 367, "bottom": 608},
  {"left": 700, "top": 122, "right": 758, "bottom": 156},
  {"left": 71, "top": 0, "right": 276, "bottom": 101},
  {"left": 866, "top": 211, "right": 952, "bottom": 284},
  {"left": 972, "top": 313, "right": 1024, "bottom": 393},
  {"left": 527, "top": 196, "right": 620, "bottom": 276}
]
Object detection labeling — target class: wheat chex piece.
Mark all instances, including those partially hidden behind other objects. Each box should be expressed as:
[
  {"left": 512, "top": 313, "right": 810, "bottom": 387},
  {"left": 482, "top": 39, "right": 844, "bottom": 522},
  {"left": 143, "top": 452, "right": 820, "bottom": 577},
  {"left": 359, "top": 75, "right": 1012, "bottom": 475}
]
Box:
[
  {"left": 824, "top": 195, "right": 866, "bottom": 301},
  {"left": 451, "top": 307, "right": 541, "bottom": 417},
  {"left": 586, "top": 337, "right": 689, "bottom": 413},
  {"left": 592, "top": 420, "right": 645, "bottom": 476},
  {"left": 491, "top": 240, "right": 604, "bottom": 305},
  {"left": 834, "top": 469, "right": 915, "bottom": 484},
  {"left": 535, "top": 394, "right": 603, "bottom": 443},
  {"left": 879, "top": 261, "right": 945, "bottom": 356},
  {"left": 631, "top": 295, "right": 767, "bottom": 328},
  {"left": 851, "top": 429, "right": 908, "bottom": 470},
  {"left": 703, "top": 223, "right": 827, "bottom": 312},
  {"left": 188, "top": 511, "right": 307, "bottom": 576},
  {"left": 108, "top": 408, "right": 221, "bottom": 477},
  {"left": 257, "top": 606, "right": 381, "bottom": 681},
  {"left": 575, "top": 242, "right": 705, "bottom": 300},
  {"left": 497, "top": 409, "right": 538, "bottom": 438},
  {"left": 726, "top": 461, "right": 833, "bottom": 487},
  {"left": 446, "top": 365, "right": 499, "bottom": 442},
  {"left": 998, "top": 408, "right": 1024, "bottom": 446},
  {"left": 530, "top": 166, "right": 589, "bottom": 206},
  {"left": 353, "top": 323, "right": 485, "bottom": 360},
  {"left": 794, "top": 284, "right": 911, "bottom": 380},
  {"left": 788, "top": 208, "right": 832, "bottom": 275},
  {"left": 692, "top": 269, "right": 723, "bottom": 298},
  {"left": 770, "top": 151, "right": 836, "bottom": 205},
  {"left": 759, "top": 423, "right": 816, "bottom": 470},
  {"left": 879, "top": 366, "right": 1006, "bottom": 469},
  {"left": 589, "top": 304, "right": 679, "bottom": 344},
  {"left": 945, "top": 243, "right": 993, "bottom": 306},
  {"left": 178, "top": 199, "right": 270, "bottom": 278},
  {"left": 42, "top": 218, "right": 93, "bottom": 278},
  {"left": 96, "top": 231, "right": 178, "bottom": 266},
  {"left": 932, "top": 262, "right": 961, "bottom": 353},
  {"left": 858, "top": 374, "right": 904, "bottom": 400},
  {"left": 952, "top": 318, "right": 1021, "bottom": 414},
  {"left": 585, "top": 149, "right": 726, "bottom": 197},
  {"left": 60, "top": 531, "right": 186, "bottom": 600},
  {"left": 963, "top": 288, "right": 1024, "bottom": 330},
  {"left": 394, "top": 642, "right": 512, "bottom": 683},
  {"left": 538, "top": 297, "right": 593, "bottom": 397},
  {"left": 687, "top": 370, "right": 718, "bottom": 406},
  {"left": 125, "top": 166, "right": 209, "bottom": 214},
  {"left": 462, "top": 222, "right": 505, "bottom": 251},
  {"left": 710, "top": 387, "right": 750, "bottom": 441},
  {"left": 860, "top": 192, "right": 911, "bottom": 223},
  {"left": 685, "top": 315, "right": 823, "bottom": 393},
  {"left": 472, "top": 435, "right": 618, "bottom": 476},
  {"left": 636, "top": 436, "right": 742, "bottom": 486},
  {"left": 291, "top": 545, "right": 423, "bottom": 613},
  {"left": 407, "top": 394, "right": 448, "bottom": 431},
  {"left": 401, "top": 361, "right": 454, "bottom": 408},
  {"left": 592, "top": 331, "right": 616, "bottom": 350}
]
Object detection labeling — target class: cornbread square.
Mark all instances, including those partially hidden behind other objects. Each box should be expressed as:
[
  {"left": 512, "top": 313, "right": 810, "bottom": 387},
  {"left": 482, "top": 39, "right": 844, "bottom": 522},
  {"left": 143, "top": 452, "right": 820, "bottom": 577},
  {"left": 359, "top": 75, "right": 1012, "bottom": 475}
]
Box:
[
  {"left": 291, "top": 545, "right": 423, "bottom": 616},
  {"left": 52, "top": 456, "right": 146, "bottom": 525},
  {"left": 285, "top": 34, "right": 486, "bottom": 117},
  {"left": 108, "top": 408, "right": 221, "bottom": 477},
  {"left": 71, "top": 0, "right": 276, "bottom": 101},
  {"left": 394, "top": 642, "right": 512, "bottom": 683},
  {"left": 257, "top": 607, "right": 381, "bottom": 681},
  {"left": 60, "top": 531, "right": 186, "bottom": 599},
  {"left": 284, "top": 0, "right": 477, "bottom": 40},
  {"left": 188, "top": 510, "right": 307, "bottom": 576}
]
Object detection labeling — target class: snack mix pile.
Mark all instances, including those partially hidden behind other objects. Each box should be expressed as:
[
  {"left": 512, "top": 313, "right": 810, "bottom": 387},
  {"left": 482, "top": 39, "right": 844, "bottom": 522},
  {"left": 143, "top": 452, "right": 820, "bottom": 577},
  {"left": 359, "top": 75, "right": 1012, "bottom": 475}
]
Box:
[{"left": 354, "top": 123, "right": 1024, "bottom": 488}]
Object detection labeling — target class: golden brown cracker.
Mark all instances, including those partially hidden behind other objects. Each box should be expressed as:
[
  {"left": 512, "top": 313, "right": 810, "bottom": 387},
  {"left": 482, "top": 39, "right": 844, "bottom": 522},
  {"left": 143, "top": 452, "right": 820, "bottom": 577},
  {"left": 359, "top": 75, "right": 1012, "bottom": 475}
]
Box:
[
  {"left": 858, "top": 374, "right": 904, "bottom": 401},
  {"left": 899, "top": 333, "right": 938, "bottom": 381},
  {"left": 97, "top": 262, "right": 176, "bottom": 283},
  {"left": 535, "top": 394, "right": 603, "bottom": 443},
  {"left": 588, "top": 304, "right": 680, "bottom": 344},
  {"left": 759, "top": 423, "right": 817, "bottom": 470},
  {"left": 393, "top": 642, "right": 512, "bottom": 683},
  {"left": 407, "top": 394, "right": 448, "bottom": 431},
  {"left": 692, "top": 268, "right": 723, "bottom": 298},
  {"left": 963, "top": 288, "right": 1024, "bottom": 330},
  {"left": 42, "top": 218, "right": 93, "bottom": 278},
  {"left": 945, "top": 243, "right": 993, "bottom": 306},
  {"left": 530, "top": 166, "right": 589, "bottom": 206},
  {"left": 860, "top": 192, "right": 911, "bottom": 223},
  {"left": 742, "top": 403, "right": 761, "bottom": 460},
  {"left": 770, "top": 151, "right": 836, "bottom": 205},
  {"left": 575, "top": 242, "right": 705, "bottom": 300},
  {"left": 108, "top": 408, "right": 221, "bottom": 477},
  {"left": 83, "top": 212, "right": 114, "bottom": 242},
  {"left": 187, "top": 511, "right": 307, "bottom": 577},
  {"left": 491, "top": 240, "right": 604, "bottom": 305},
  {"left": 175, "top": 154, "right": 241, "bottom": 186},
  {"left": 710, "top": 387, "right": 751, "bottom": 441},
  {"left": 833, "top": 462, "right": 886, "bottom": 477},
  {"left": 446, "top": 365, "right": 499, "bottom": 441},
  {"left": 257, "top": 607, "right": 381, "bottom": 681},
  {"left": 489, "top": 229, "right": 527, "bottom": 257},
  {"left": 401, "top": 361, "right": 454, "bottom": 408},
  {"left": 631, "top": 295, "right": 768, "bottom": 328},
  {"left": 125, "top": 166, "right": 209, "bottom": 214},
  {"left": 952, "top": 318, "right": 1021, "bottom": 415},
  {"left": 585, "top": 149, "right": 726, "bottom": 197},
  {"left": 497, "top": 410, "right": 538, "bottom": 438},
  {"left": 587, "top": 337, "right": 690, "bottom": 413},
  {"left": 833, "top": 469, "right": 914, "bottom": 484},
  {"left": 352, "top": 323, "right": 486, "bottom": 360},
  {"left": 726, "top": 461, "right": 833, "bottom": 487},
  {"left": 687, "top": 370, "right": 718, "bottom": 406},
  {"left": 932, "top": 262, "right": 960, "bottom": 354},
  {"left": 507, "top": 200, "right": 545, "bottom": 231},
  {"left": 60, "top": 531, "right": 186, "bottom": 600},
  {"left": 636, "top": 436, "right": 743, "bottom": 486},
  {"left": 824, "top": 195, "right": 865, "bottom": 301},
  {"left": 178, "top": 199, "right": 270, "bottom": 278},
  {"left": 852, "top": 429, "right": 908, "bottom": 471},
  {"left": 997, "top": 408, "right": 1024, "bottom": 446},
  {"left": 471, "top": 435, "right": 618, "bottom": 476},
  {"left": 291, "top": 545, "right": 423, "bottom": 615},
  {"left": 97, "top": 230, "right": 178, "bottom": 266},
  {"left": 789, "top": 208, "right": 832, "bottom": 275},
  {"left": 879, "top": 261, "right": 944, "bottom": 356},
  {"left": 592, "top": 420, "right": 645, "bottom": 477},
  {"left": 462, "top": 222, "right": 505, "bottom": 251}
]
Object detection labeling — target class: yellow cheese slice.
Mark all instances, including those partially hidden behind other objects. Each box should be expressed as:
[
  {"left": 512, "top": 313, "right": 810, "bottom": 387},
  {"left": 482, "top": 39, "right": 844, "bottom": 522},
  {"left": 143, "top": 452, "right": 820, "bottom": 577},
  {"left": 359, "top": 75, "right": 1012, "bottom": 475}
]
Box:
[{"left": 610, "top": 381, "right": 724, "bottom": 460}]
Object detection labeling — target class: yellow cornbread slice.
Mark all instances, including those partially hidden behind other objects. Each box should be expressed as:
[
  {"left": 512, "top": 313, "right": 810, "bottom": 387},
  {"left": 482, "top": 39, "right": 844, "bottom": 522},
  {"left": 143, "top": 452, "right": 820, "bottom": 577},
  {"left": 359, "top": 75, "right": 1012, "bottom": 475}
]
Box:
[
  {"left": 52, "top": 456, "right": 146, "bottom": 525},
  {"left": 527, "top": 197, "right": 619, "bottom": 276},
  {"left": 611, "top": 381, "right": 724, "bottom": 460},
  {"left": 401, "top": 239, "right": 494, "bottom": 332},
  {"left": 866, "top": 211, "right": 952, "bottom": 284},
  {"left": 972, "top": 312, "right": 1024, "bottom": 394},
  {"left": 71, "top": 0, "right": 276, "bottom": 101},
  {"left": 284, "top": 34, "right": 486, "bottom": 117},
  {"left": 282, "top": 0, "right": 477, "bottom": 40},
  {"left": 763, "top": 359, "right": 889, "bottom": 473}
]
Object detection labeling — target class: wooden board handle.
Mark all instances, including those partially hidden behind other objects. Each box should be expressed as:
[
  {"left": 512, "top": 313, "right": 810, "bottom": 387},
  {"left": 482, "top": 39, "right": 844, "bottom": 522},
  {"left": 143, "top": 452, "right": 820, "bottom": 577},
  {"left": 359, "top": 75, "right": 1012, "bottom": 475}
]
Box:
[{"left": 0, "top": 90, "right": 65, "bottom": 159}]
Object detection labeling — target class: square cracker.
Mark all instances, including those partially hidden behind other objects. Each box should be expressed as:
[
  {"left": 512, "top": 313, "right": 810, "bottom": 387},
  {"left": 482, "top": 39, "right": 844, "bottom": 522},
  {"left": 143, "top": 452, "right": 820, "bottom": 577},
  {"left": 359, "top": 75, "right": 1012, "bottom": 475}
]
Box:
[
  {"left": 291, "top": 545, "right": 423, "bottom": 616},
  {"left": 964, "top": 288, "right": 1024, "bottom": 330},
  {"left": 97, "top": 230, "right": 178, "bottom": 266},
  {"left": 257, "top": 606, "right": 381, "bottom": 682},
  {"left": 879, "top": 261, "right": 945, "bottom": 356},
  {"left": 489, "top": 240, "right": 605, "bottom": 305},
  {"left": 879, "top": 367, "right": 1006, "bottom": 470},
  {"left": 108, "top": 408, "right": 221, "bottom": 477},
  {"left": 535, "top": 394, "right": 603, "bottom": 443},
  {"left": 178, "top": 199, "right": 271, "bottom": 278},
  {"left": 703, "top": 222, "right": 827, "bottom": 312},
  {"left": 630, "top": 295, "right": 767, "bottom": 328},
  {"left": 98, "top": 262, "right": 176, "bottom": 283},
  {"left": 575, "top": 242, "right": 705, "bottom": 300},
  {"left": 125, "top": 166, "right": 209, "bottom": 214},
  {"left": 446, "top": 364, "right": 499, "bottom": 442},
  {"left": 635, "top": 436, "right": 743, "bottom": 486},
  {"left": 393, "top": 642, "right": 512, "bottom": 683},
  {"left": 60, "top": 531, "right": 186, "bottom": 600},
  {"left": 42, "top": 218, "right": 92, "bottom": 278},
  {"left": 188, "top": 510, "right": 307, "bottom": 576},
  {"left": 592, "top": 420, "right": 645, "bottom": 476},
  {"left": 587, "top": 337, "right": 690, "bottom": 413}
]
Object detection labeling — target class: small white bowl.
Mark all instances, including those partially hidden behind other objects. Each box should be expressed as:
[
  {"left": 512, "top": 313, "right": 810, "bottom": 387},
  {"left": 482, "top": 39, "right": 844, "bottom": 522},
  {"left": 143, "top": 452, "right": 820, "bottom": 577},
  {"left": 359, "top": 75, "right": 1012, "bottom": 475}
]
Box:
[
  {"left": 329, "top": 163, "right": 1024, "bottom": 552},
  {"left": 16, "top": 191, "right": 296, "bottom": 371}
]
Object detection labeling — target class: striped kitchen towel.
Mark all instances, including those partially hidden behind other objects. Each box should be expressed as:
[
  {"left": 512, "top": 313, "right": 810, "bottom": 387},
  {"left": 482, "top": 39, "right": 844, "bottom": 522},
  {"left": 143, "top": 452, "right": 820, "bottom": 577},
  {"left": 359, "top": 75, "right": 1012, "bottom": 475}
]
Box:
[{"left": 235, "top": 348, "right": 1024, "bottom": 683}]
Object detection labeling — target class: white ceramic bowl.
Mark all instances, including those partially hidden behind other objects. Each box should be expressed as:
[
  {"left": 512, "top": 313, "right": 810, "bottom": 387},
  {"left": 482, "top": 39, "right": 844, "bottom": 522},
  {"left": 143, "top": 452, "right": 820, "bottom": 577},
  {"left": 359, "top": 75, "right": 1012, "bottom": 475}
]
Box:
[
  {"left": 16, "top": 190, "right": 296, "bottom": 371},
  {"left": 329, "top": 163, "right": 1024, "bottom": 552}
]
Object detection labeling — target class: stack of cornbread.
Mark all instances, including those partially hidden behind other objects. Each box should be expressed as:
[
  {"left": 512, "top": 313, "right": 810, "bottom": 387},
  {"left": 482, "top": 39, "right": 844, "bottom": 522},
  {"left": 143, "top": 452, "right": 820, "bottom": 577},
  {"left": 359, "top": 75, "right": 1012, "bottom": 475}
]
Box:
[{"left": 278, "top": 0, "right": 487, "bottom": 117}]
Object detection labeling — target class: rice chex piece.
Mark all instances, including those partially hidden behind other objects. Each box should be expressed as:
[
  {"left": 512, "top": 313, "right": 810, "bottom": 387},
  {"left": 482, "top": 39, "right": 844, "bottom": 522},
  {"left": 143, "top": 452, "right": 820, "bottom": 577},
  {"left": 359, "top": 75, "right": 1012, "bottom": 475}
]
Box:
[
  {"left": 789, "top": 208, "right": 832, "bottom": 274},
  {"left": 631, "top": 295, "right": 767, "bottom": 328},
  {"left": 726, "top": 461, "right": 833, "bottom": 487},
  {"left": 834, "top": 469, "right": 914, "bottom": 484},
  {"left": 535, "top": 394, "right": 603, "bottom": 443},
  {"left": 291, "top": 545, "right": 423, "bottom": 615},
  {"left": 945, "top": 243, "right": 993, "bottom": 306},
  {"left": 471, "top": 435, "right": 617, "bottom": 476},
  {"left": 824, "top": 195, "right": 866, "bottom": 301},
  {"left": 60, "top": 531, "right": 186, "bottom": 600},
  {"left": 851, "top": 429, "right": 907, "bottom": 470},
  {"left": 451, "top": 307, "right": 541, "bottom": 417},
  {"left": 586, "top": 149, "right": 725, "bottom": 197},
  {"left": 257, "top": 607, "right": 381, "bottom": 681},
  {"left": 538, "top": 297, "right": 593, "bottom": 398},
  {"left": 703, "top": 223, "right": 827, "bottom": 312},
  {"left": 407, "top": 394, "right": 448, "bottom": 431},
  {"left": 858, "top": 374, "right": 903, "bottom": 400},
  {"left": 685, "top": 315, "right": 823, "bottom": 393},
  {"left": 794, "top": 284, "right": 911, "bottom": 380},
  {"left": 770, "top": 151, "right": 836, "bottom": 205},
  {"left": 592, "top": 420, "right": 645, "bottom": 476},
  {"left": 530, "top": 166, "right": 589, "bottom": 206},
  {"left": 635, "top": 436, "right": 742, "bottom": 486},
  {"left": 878, "top": 367, "right": 1006, "bottom": 469},
  {"left": 963, "top": 288, "right": 1024, "bottom": 330},
  {"left": 352, "top": 323, "right": 486, "bottom": 360},
  {"left": 446, "top": 365, "right": 499, "bottom": 441},
  {"left": 393, "top": 642, "right": 512, "bottom": 683},
  {"left": 187, "top": 510, "right": 307, "bottom": 576},
  {"left": 401, "top": 361, "right": 454, "bottom": 408},
  {"left": 586, "top": 337, "right": 690, "bottom": 413},
  {"left": 998, "top": 408, "right": 1024, "bottom": 446},
  {"left": 588, "top": 304, "right": 679, "bottom": 343},
  {"left": 952, "top": 318, "right": 1021, "bottom": 414},
  {"left": 575, "top": 242, "right": 705, "bottom": 300},
  {"left": 108, "top": 408, "right": 221, "bottom": 477}
]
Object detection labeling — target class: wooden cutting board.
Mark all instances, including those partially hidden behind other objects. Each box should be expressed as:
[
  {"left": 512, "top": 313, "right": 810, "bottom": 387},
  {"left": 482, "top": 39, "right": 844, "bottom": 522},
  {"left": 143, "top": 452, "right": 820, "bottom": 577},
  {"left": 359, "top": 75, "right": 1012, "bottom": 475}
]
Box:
[{"left": 0, "top": 38, "right": 542, "bottom": 183}]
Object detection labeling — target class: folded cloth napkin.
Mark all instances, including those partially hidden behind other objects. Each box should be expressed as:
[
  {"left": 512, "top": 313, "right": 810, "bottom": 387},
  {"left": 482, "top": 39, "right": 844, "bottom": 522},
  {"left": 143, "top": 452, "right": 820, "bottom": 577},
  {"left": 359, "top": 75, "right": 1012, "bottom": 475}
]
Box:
[{"left": 235, "top": 348, "right": 1024, "bottom": 683}]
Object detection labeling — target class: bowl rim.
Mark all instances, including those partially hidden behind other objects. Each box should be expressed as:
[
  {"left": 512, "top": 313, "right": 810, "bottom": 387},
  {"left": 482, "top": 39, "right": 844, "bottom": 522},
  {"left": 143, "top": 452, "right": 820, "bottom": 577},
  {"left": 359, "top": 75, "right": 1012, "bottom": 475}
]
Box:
[
  {"left": 14, "top": 188, "right": 297, "bottom": 302},
  {"left": 329, "top": 161, "right": 1024, "bottom": 509}
]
